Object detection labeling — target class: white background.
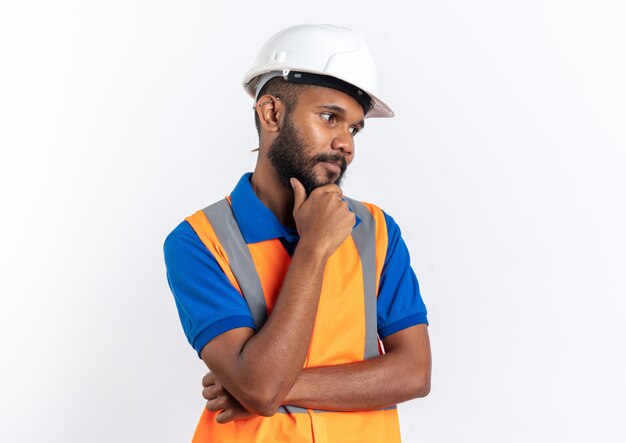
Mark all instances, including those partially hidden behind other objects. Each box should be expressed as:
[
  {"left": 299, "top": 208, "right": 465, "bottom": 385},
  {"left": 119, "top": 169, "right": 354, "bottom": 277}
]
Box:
[{"left": 1, "top": 1, "right": 625, "bottom": 442}]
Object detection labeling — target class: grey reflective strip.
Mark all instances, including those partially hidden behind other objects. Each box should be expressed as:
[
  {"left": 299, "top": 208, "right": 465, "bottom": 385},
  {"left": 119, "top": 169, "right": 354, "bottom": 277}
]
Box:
[
  {"left": 278, "top": 405, "right": 308, "bottom": 414},
  {"left": 202, "top": 199, "right": 268, "bottom": 329},
  {"left": 345, "top": 197, "right": 379, "bottom": 360},
  {"left": 279, "top": 405, "right": 397, "bottom": 414}
]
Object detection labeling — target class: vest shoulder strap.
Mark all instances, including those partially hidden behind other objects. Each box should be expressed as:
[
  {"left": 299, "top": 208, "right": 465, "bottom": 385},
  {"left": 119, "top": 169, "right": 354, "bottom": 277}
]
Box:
[
  {"left": 201, "top": 199, "right": 268, "bottom": 330},
  {"left": 344, "top": 197, "right": 380, "bottom": 359}
]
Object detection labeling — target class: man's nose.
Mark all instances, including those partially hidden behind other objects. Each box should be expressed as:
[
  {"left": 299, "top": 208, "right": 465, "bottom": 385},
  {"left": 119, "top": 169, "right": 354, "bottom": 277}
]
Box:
[{"left": 330, "top": 130, "right": 354, "bottom": 157}]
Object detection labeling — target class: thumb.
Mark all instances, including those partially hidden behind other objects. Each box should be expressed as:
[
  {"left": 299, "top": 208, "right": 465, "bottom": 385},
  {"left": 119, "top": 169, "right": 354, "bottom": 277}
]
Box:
[
  {"left": 290, "top": 177, "right": 306, "bottom": 209},
  {"left": 215, "top": 409, "right": 230, "bottom": 424}
]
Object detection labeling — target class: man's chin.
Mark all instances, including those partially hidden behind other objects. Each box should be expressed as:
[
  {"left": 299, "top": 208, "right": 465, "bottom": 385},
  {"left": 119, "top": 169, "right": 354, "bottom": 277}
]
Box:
[
  {"left": 292, "top": 171, "right": 344, "bottom": 195},
  {"left": 315, "top": 168, "right": 344, "bottom": 187},
  {"left": 317, "top": 175, "right": 344, "bottom": 190}
]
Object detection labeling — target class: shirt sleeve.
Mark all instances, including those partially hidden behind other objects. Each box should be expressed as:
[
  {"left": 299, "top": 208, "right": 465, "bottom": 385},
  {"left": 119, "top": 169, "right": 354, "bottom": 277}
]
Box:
[
  {"left": 163, "top": 221, "right": 255, "bottom": 357},
  {"left": 377, "top": 211, "right": 429, "bottom": 339}
]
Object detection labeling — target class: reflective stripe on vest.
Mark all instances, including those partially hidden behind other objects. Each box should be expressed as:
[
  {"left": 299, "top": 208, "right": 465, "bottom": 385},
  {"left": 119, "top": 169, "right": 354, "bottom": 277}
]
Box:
[
  {"left": 344, "top": 196, "right": 379, "bottom": 360},
  {"left": 202, "top": 199, "right": 268, "bottom": 329}
]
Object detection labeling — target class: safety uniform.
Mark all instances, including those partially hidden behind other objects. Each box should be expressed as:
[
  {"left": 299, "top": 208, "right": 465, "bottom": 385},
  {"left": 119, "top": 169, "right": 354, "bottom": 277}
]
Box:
[{"left": 164, "top": 173, "right": 428, "bottom": 442}]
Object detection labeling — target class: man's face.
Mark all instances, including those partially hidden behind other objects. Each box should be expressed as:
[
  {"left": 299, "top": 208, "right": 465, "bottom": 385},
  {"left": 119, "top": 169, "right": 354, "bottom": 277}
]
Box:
[{"left": 268, "top": 86, "right": 365, "bottom": 195}]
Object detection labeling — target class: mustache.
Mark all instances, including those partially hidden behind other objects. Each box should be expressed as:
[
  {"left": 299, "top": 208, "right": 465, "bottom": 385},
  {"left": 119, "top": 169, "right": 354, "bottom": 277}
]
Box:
[{"left": 313, "top": 153, "right": 347, "bottom": 172}]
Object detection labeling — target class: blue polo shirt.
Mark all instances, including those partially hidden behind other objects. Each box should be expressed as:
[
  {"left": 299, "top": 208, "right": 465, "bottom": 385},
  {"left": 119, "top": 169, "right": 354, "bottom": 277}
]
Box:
[{"left": 164, "top": 173, "right": 428, "bottom": 356}]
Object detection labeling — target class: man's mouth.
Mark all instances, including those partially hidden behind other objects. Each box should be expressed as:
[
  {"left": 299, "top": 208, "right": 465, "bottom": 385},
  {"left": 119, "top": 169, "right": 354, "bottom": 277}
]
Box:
[
  {"left": 322, "top": 161, "right": 342, "bottom": 174},
  {"left": 315, "top": 155, "right": 346, "bottom": 174}
]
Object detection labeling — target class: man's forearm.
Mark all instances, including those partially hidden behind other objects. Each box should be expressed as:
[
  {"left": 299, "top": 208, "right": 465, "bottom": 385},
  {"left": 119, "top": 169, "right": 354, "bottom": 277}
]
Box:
[
  {"left": 204, "top": 325, "right": 431, "bottom": 421},
  {"left": 284, "top": 356, "right": 427, "bottom": 411},
  {"left": 284, "top": 325, "right": 431, "bottom": 411}
]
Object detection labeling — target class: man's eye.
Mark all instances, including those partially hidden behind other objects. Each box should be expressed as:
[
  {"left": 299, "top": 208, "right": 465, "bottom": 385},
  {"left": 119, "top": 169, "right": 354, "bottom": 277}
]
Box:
[
  {"left": 321, "top": 113, "right": 335, "bottom": 123},
  {"left": 349, "top": 126, "right": 360, "bottom": 136}
]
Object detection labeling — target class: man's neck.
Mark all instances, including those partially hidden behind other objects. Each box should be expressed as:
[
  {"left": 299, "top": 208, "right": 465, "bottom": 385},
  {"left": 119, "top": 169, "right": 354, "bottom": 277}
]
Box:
[{"left": 249, "top": 163, "right": 296, "bottom": 229}]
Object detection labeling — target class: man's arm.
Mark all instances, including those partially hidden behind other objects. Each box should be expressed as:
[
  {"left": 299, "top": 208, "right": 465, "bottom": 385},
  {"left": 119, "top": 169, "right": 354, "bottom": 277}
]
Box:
[
  {"left": 284, "top": 324, "right": 431, "bottom": 410},
  {"left": 199, "top": 179, "right": 355, "bottom": 417},
  {"left": 203, "top": 324, "right": 430, "bottom": 420}
]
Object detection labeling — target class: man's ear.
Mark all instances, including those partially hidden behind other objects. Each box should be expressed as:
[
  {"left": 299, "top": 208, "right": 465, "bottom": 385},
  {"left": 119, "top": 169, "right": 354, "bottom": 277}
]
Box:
[{"left": 255, "top": 95, "right": 282, "bottom": 134}]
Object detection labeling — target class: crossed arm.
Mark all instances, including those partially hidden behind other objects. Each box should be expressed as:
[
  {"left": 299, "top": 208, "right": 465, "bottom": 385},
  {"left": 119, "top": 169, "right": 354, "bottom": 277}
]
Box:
[
  {"left": 201, "top": 323, "right": 431, "bottom": 423},
  {"left": 283, "top": 323, "right": 431, "bottom": 411}
]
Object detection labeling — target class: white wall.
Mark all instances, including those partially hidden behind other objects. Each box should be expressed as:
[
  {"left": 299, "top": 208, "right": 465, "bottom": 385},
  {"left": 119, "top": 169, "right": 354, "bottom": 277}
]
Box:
[{"left": 1, "top": 1, "right": 624, "bottom": 441}]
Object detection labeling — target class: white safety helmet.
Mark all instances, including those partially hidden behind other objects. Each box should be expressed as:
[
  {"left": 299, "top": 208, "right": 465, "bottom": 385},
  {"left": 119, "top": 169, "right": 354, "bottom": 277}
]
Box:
[{"left": 242, "top": 24, "right": 394, "bottom": 118}]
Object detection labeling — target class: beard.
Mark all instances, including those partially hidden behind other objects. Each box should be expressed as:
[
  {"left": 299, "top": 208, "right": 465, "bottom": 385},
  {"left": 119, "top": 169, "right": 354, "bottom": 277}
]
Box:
[{"left": 267, "top": 114, "right": 347, "bottom": 196}]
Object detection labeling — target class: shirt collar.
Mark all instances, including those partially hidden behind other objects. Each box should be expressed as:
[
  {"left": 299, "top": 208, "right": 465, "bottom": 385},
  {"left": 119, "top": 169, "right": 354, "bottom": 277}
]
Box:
[{"left": 229, "top": 172, "right": 361, "bottom": 244}]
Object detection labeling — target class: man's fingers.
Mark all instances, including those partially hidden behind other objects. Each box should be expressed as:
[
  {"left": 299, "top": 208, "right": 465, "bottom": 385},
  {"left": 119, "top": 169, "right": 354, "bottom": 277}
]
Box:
[
  {"left": 316, "top": 183, "right": 343, "bottom": 198},
  {"left": 202, "top": 385, "right": 219, "bottom": 401},
  {"left": 202, "top": 371, "right": 215, "bottom": 387},
  {"left": 290, "top": 177, "right": 306, "bottom": 209},
  {"left": 205, "top": 396, "right": 229, "bottom": 412},
  {"left": 215, "top": 409, "right": 232, "bottom": 424},
  {"left": 215, "top": 407, "right": 255, "bottom": 424},
  {"left": 205, "top": 389, "right": 256, "bottom": 424}
]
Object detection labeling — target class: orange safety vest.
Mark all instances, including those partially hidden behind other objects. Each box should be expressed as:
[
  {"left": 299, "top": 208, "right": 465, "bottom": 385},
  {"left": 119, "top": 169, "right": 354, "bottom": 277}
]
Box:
[{"left": 185, "top": 196, "right": 401, "bottom": 443}]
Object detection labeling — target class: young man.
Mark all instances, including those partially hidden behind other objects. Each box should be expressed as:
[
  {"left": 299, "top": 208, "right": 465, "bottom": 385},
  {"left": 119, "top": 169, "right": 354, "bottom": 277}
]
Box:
[{"left": 164, "top": 24, "right": 431, "bottom": 442}]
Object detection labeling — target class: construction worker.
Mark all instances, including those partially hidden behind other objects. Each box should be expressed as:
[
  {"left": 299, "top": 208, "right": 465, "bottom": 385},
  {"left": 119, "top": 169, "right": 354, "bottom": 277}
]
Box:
[{"left": 164, "top": 24, "right": 431, "bottom": 442}]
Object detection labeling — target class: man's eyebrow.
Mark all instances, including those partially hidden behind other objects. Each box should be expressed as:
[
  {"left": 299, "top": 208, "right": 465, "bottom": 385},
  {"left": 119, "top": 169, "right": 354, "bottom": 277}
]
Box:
[{"left": 316, "top": 104, "right": 365, "bottom": 129}]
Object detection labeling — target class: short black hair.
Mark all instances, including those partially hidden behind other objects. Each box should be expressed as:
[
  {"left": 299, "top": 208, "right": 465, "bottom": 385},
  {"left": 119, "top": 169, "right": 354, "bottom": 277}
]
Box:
[{"left": 254, "top": 77, "right": 310, "bottom": 139}]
